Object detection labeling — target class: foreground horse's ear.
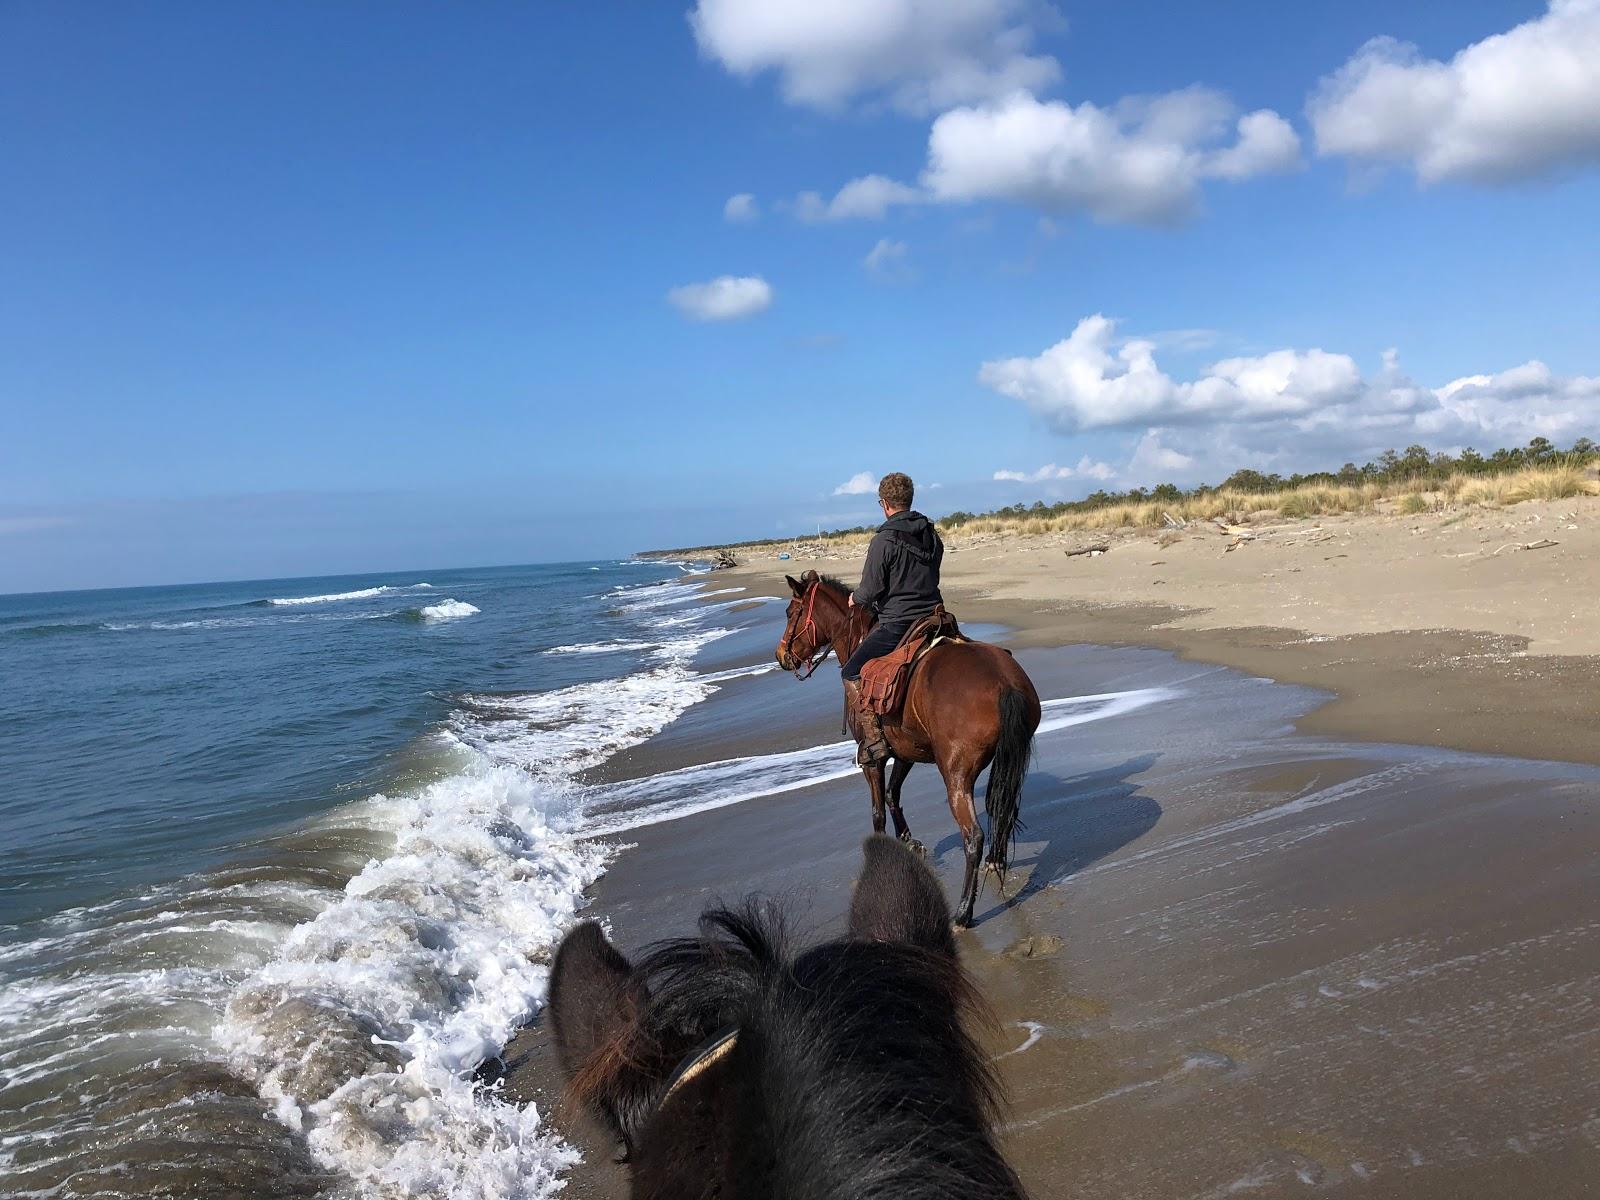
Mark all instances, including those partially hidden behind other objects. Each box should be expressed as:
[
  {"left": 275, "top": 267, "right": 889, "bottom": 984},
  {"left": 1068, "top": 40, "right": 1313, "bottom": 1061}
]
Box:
[
  {"left": 785, "top": 574, "right": 804, "bottom": 595},
  {"left": 549, "top": 922, "right": 641, "bottom": 1084},
  {"left": 801, "top": 569, "right": 820, "bottom": 586},
  {"left": 849, "top": 835, "right": 957, "bottom": 958}
]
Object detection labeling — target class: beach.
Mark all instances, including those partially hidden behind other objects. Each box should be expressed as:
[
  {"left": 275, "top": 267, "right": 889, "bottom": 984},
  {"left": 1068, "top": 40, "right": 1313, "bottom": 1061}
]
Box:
[
  {"left": 4, "top": 542, "right": 1599, "bottom": 1198},
  {"left": 509, "top": 506, "right": 1600, "bottom": 1197}
]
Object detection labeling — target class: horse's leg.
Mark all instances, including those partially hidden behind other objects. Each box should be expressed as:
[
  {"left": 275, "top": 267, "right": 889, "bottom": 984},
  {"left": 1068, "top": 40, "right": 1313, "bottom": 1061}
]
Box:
[
  {"left": 864, "top": 762, "right": 888, "bottom": 835},
  {"left": 886, "top": 758, "right": 918, "bottom": 849},
  {"left": 943, "top": 763, "right": 985, "bottom": 928}
]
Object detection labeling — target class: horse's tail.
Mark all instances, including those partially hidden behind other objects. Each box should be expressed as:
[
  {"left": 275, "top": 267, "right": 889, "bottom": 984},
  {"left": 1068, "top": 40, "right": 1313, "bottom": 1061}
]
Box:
[{"left": 984, "top": 686, "right": 1034, "bottom": 883}]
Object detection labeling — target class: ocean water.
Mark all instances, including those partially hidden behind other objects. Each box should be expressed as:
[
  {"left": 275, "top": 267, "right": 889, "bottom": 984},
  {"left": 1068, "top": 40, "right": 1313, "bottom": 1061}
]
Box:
[{"left": 0, "top": 560, "right": 783, "bottom": 1199}]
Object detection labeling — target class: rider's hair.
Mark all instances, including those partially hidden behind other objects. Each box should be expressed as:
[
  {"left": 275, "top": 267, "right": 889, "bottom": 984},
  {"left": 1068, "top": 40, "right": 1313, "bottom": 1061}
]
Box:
[{"left": 878, "top": 472, "right": 914, "bottom": 510}]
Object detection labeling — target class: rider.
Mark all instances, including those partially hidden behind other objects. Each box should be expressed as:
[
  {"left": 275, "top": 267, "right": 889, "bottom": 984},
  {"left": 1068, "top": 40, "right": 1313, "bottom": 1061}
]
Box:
[{"left": 842, "top": 472, "right": 944, "bottom": 767}]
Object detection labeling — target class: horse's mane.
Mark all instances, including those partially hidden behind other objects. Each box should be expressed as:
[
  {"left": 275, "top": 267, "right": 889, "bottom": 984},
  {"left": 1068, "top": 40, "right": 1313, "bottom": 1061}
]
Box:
[
  {"left": 816, "top": 574, "right": 852, "bottom": 599},
  {"left": 592, "top": 901, "right": 1020, "bottom": 1199}
]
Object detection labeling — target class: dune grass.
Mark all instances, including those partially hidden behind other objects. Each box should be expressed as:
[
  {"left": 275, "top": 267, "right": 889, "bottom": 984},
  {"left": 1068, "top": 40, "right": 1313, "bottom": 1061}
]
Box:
[
  {"left": 645, "top": 459, "right": 1598, "bottom": 560},
  {"left": 934, "top": 464, "right": 1596, "bottom": 541}
]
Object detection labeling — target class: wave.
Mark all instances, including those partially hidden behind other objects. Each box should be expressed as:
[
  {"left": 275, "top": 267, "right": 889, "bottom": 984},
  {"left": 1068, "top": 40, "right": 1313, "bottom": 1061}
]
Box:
[
  {"left": 213, "top": 613, "right": 750, "bottom": 1192},
  {"left": 3, "top": 620, "right": 103, "bottom": 639},
  {"left": 0, "top": 565, "right": 764, "bottom": 1199},
  {"left": 608, "top": 584, "right": 744, "bottom": 613},
  {"left": 219, "top": 743, "right": 605, "bottom": 1199},
  {"left": 415, "top": 599, "right": 480, "bottom": 624},
  {"left": 542, "top": 639, "right": 658, "bottom": 656},
  {"left": 101, "top": 610, "right": 394, "bottom": 632},
  {"left": 263, "top": 583, "right": 433, "bottom": 607}
]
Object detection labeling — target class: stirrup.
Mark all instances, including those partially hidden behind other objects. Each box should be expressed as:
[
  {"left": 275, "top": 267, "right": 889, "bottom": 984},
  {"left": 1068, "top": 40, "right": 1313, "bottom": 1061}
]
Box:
[{"left": 855, "top": 730, "right": 891, "bottom": 767}]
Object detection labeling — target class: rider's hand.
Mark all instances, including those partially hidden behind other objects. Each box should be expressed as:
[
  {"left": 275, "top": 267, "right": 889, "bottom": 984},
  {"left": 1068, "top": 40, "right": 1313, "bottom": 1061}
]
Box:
[{"left": 847, "top": 594, "right": 856, "bottom": 608}]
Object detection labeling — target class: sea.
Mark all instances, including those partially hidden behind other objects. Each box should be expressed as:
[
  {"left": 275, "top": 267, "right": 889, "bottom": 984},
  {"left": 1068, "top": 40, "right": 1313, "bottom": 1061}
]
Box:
[{"left": 0, "top": 560, "right": 789, "bottom": 1199}]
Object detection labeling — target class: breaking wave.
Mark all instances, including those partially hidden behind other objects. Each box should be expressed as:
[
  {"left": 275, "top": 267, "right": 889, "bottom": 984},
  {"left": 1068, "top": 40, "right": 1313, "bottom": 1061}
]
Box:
[
  {"left": 415, "top": 599, "right": 481, "bottom": 624},
  {"left": 263, "top": 583, "right": 434, "bottom": 607}
]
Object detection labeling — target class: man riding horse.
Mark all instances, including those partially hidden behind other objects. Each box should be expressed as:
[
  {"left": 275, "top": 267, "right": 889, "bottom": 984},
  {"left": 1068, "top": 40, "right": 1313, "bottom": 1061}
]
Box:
[{"left": 841, "top": 472, "right": 944, "bottom": 767}]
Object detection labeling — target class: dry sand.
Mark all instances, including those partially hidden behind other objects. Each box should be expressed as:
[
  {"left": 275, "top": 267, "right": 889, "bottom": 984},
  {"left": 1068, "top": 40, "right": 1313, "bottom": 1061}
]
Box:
[{"left": 721, "top": 495, "right": 1600, "bottom": 766}]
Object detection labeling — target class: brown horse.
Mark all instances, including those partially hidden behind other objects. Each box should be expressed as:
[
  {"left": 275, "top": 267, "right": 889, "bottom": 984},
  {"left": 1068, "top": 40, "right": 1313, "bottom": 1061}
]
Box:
[
  {"left": 549, "top": 835, "right": 1025, "bottom": 1198},
  {"left": 775, "top": 571, "right": 1041, "bottom": 927}
]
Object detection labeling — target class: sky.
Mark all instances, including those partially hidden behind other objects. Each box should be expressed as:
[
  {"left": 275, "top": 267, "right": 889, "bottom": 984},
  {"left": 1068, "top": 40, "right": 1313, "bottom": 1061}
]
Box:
[{"left": 3, "top": 0, "right": 1599, "bottom": 592}]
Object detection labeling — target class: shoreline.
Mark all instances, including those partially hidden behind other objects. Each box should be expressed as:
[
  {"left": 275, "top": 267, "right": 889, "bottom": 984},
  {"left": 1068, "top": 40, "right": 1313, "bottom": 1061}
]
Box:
[
  {"left": 710, "top": 494, "right": 1600, "bottom": 768},
  {"left": 508, "top": 588, "right": 1600, "bottom": 1197}
]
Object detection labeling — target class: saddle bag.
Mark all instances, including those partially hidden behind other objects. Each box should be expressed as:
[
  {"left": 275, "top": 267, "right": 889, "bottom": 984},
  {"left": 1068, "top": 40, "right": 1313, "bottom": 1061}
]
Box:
[{"left": 858, "top": 606, "right": 965, "bottom": 717}]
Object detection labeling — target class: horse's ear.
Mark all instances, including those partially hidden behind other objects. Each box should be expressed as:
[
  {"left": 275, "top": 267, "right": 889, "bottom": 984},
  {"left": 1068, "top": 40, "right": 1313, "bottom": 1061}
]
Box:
[
  {"left": 848, "top": 835, "right": 957, "bottom": 958},
  {"left": 549, "top": 922, "right": 642, "bottom": 1089},
  {"left": 801, "top": 569, "right": 820, "bottom": 586},
  {"left": 785, "top": 574, "right": 804, "bottom": 596}
]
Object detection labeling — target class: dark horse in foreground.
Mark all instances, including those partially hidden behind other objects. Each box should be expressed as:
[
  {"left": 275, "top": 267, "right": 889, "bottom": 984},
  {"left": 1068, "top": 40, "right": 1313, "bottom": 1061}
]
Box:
[
  {"left": 549, "top": 835, "right": 1026, "bottom": 1199},
  {"left": 775, "top": 571, "right": 1041, "bottom": 926}
]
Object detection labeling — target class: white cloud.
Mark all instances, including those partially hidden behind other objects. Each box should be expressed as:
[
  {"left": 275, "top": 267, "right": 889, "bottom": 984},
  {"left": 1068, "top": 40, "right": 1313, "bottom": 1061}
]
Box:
[
  {"left": 993, "top": 458, "right": 1115, "bottom": 483},
  {"left": 863, "top": 237, "right": 914, "bottom": 280},
  {"left": 1206, "top": 110, "right": 1303, "bottom": 180},
  {"left": 922, "top": 88, "right": 1302, "bottom": 225},
  {"left": 979, "top": 315, "right": 1363, "bottom": 431},
  {"left": 980, "top": 314, "right": 1600, "bottom": 479},
  {"left": 1309, "top": 1, "right": 1600, "bottom": 184},
  {"left": 796, "top": 174, "right": 924, "bottom": 222},
  {"left": 666, "top": 275, "right": 774, "bottom": 322},
  {"left": 688, "top": 0, "right": 1063, "bottom": 115},
  {"left": 833, "top": 471, "right": 878, "bottom": 496},
  {"left": 1127, "top": 432, "right": 1196, "bottom": 477},
  {"left": 724, "top": 192, "right": 759, "bottom": 222}
]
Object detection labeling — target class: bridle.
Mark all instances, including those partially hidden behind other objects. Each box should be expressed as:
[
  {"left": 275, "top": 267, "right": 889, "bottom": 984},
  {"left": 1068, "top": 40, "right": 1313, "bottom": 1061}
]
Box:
[
  {"left": 781, "top": 581, "right": 833, "bottom": 680},
  {"left": 653, "top": 1024, "right": 739, "bottom": 1116}
]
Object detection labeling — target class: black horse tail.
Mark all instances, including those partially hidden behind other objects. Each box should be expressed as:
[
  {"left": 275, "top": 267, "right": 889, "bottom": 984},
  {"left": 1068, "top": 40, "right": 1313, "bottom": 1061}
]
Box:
[{"left": 984, "top": 687, "right": 1033, "bottom": 883}]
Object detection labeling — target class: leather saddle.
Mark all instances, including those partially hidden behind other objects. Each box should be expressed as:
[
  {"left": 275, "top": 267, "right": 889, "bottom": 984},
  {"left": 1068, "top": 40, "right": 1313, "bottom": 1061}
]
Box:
[{"left": 858, "top": 605, "right": 966, "bottom": 717}]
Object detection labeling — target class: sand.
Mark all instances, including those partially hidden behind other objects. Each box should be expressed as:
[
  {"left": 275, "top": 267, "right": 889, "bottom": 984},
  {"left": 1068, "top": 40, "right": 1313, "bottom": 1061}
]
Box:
[
  {"left": 504, "top": 578, "right": 1600, "bottom": 1196},
  {"left": 717, "top": 494, "right": 1600, "bottom": 767}
]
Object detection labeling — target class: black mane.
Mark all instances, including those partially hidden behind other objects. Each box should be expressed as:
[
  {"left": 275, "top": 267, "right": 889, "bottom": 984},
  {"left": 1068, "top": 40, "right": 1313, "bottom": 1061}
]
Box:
[{"left": 616, "top": 900, "right": 1022, "bottom": 1199}]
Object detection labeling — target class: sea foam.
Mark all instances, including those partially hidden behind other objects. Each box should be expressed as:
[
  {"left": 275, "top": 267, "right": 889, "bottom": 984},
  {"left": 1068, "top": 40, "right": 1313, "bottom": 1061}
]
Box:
[
  {"left": 418, "top": 599, "right": 481, "bottom": 623},
  {"left": 267, "top": 583, "right": 433, "bottom": 606}
]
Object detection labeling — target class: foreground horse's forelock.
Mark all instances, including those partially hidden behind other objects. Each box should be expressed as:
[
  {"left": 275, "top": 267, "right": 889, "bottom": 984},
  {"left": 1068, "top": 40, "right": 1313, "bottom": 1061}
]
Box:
[{"left": 548, "top": 836, "right": 1026, "bottom": 1199}]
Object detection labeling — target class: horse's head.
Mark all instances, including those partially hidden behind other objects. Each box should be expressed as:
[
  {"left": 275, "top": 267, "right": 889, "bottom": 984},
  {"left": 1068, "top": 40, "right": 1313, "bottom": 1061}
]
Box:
[
  {"left": 775, "top": 570, "right": 830, "bottom": 673},
  {"left": 548, "top": 837, "right": 1019, "bottom": 1197}
]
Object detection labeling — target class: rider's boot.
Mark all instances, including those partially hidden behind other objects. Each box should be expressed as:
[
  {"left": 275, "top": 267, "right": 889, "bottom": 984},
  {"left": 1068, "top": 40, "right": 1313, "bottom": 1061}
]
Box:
[{"left": 843, "top": 678, "right": 891, "bottom": 767}]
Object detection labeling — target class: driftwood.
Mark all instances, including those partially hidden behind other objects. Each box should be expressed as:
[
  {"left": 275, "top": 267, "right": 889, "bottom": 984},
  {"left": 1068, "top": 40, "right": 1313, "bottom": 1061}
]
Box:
[
  {"left": 1491, "top": 539, "right": 1558, "bottom": 556},
  {"left": 1065, "top": 544, "right": 1110, "bottom": 558}
]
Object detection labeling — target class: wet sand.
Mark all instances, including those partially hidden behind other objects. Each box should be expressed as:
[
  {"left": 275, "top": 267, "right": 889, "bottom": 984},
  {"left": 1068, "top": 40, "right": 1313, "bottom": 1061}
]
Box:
[
  {"left": 506, "top": 617, "right": 1600, "bottom": 1196},
  {"left": 712, "top": 494, "right": 1600, "bottom": 769}
]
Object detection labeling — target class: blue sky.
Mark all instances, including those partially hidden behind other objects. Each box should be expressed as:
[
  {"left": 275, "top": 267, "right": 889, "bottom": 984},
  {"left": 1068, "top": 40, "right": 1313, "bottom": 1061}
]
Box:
[{"left": 4, "top": 1, "right": 1599, "bottom": 591}]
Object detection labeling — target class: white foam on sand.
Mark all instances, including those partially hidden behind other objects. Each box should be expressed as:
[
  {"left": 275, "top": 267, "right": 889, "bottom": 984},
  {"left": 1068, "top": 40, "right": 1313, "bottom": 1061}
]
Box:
[{"left": 581, "top": 687, "right": 1179, "bottom": 837}]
